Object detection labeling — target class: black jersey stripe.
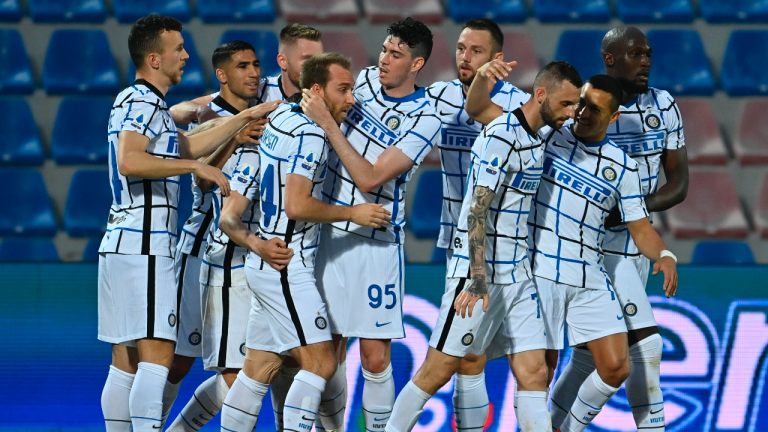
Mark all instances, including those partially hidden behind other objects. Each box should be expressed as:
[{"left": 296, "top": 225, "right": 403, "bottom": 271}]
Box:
[
  {"left": 436, "top": 276, "right": 468, "bottom": 352},
  {"left": 280, "top": 219, "right": 307, "bottom": 346},
  {"left": 141, "top": 180, "right": 153, "bottom": 255},
  {"left": 147, "top": 255, "right": 156, "bottom": 338}
]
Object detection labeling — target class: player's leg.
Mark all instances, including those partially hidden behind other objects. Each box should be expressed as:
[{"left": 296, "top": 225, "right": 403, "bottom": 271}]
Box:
[
  {"left": 272, "top": 360, "right": 301, "bottom": 431},
  {"left": 103, "top": 344, "right": 139, "bottom": 432},
  {"left": 315, "top": 334, "right": 349, "bottom": 432},
  {"left": 221, "top": 350, "right": 283, "bottom": 432},
  {"left": 454, "top": 354, "right": 489, "bottom": 432},
  {"left": 283, "top": 341, "right": 339, "bottom": 431},
  {"left": 549, "top": 346, "right": 595, "bottom": 429},
  {"left": 509, "top": 349, "right": 550, "bottom": 432},
  {"left": 132, "top": 338, "right": 175, "bottom": 431},
  {"left": 360, "top": 338, "right": 396, "bottom": 431}
]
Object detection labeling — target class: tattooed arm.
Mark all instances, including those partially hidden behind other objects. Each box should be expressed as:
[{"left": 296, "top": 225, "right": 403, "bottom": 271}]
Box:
[{"left": 454, "top": 185, "right": 496, "bottom": 318}]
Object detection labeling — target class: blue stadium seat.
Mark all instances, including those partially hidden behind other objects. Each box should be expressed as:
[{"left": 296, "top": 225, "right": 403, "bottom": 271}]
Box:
[
  {"left": 431, "top": 244, "right": 447, "bottom": 264},
  {"left": 198, "top": 0, "right": 276, "bottom": 23},
  {"left": 448, "top": 0, "right": 527, "bottom": 23},
  {"left": 616, "top": 0, "right": 694, "bottom": 23},
  {"left": 64, "top": 170, "right": 111, "bottom": 238},
  {"left": 0, "top": 170, "right": 57, "bottom": 237},
  {"left": 82, "top": 237, "right": 101, "bottom": 262},
  {"left": 113, "top": 0, "right": 191, "bottom": 24},
  {"left": 534, "top": 0, "right": 610, "bottom": 23},
  {"left": 554, "top": 30, "right": 606, "bottom": 81},
  {"left": 647, "top": 30, "right": 715, "bottom": 96},
  {"left": 0, "top": 30, "right": 34, "bottom": 94},
  {"left": 127, "top": 31, "right": 205, "bottom": 96},
  {"left": 0, "top": 98, "right": 44, "bottom": 166},
  {"left": 0, "top": 0, "right": 22, "bottom": 22},
  {"left": 29, "top": 0, "right": 106, "bottom": 23},
  {"left": 43, "top": 29, "right": 120, "bottom": 95},
  {"left": 219, "top": 30, "right": 280, "bottom": 78},
  {"left": 700, "top": 0, "right": 768, "bottom": 23},
  {"left": 177, "top": 173, "right": 193, "bottom": 232},
  {"left": 691, "top": 241, "right": 756, "bottom": 265},
  {"left": 721, "top": 31, "right": 768, "bottom": 96},
  {"left": 51, "top": 97, "right": 112, "bottom": 164},
  {"left": 410, "top": 170, "right": 443, "bottom": 239},
  {"left": 0, "top": 238, "right": 59, "bottom": 262}
]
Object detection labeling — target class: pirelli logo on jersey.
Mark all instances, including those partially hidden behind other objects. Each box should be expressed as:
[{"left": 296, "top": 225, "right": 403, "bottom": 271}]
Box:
[
  {"left": 345, "top": 104, "right": 397, "bottom": 146},
  {"left": 543, "top": 156, "right": 611, "bottom": 205},
  {"left": 441, "top": 126, "right": 477, "bottom": 148},
  {"left": 610, "top": 131, "right": 665, "bottom": 155},
  {"left": 510, "top": 170, "right": 542, "bottom": 193}
]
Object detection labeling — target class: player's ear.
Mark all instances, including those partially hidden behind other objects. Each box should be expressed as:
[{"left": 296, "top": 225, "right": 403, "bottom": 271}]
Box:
[
  {"left": 277, "top": 52, "right": 288, "bottom": 71},
  {"left": 411, "top": 57, "right": 425, "bottom": 74},
  {"left": 311, "top": 83, "right": 324, "bottom": 97},
  {"left": 146, "top": 52, "right": 160, "bottom": 70},
  {"left": 493, "top": 51, "right": 504, "bottom": 61},
  {"left": 215, "top": 69, "right": 227, "bottom": 85},
  {"left": 608, "top": 110, "right": 621, "bottom": 124},
  {"left": 535, "top": 86, "right": 546, "bottom": 103},
  {"left": 603, "top": 52, "right": 614, "bottom": 68}
]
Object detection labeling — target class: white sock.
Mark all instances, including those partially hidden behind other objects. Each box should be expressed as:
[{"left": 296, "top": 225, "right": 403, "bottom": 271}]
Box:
[
  {"left": 627, "top": 334, "right": 665, "bottom": 431},
  {"left": 362, "top": 364, "right": 395, "bottom": 430},
  {"left": 385, "top": 380, "right": 431, "bottom": 432},
  {"left": 271, "top": 365, "right": 300, "bottom": 431},
  {"left": 453, "top": 373, "right": 489, "bottom": 431},
  {"left": 220, "top": 371, "right": 268, "bottom": 432},
  {"left": 561, "top": 371, "right": 620, "bottom": 432},
  {"left": 129, "top": 362, "right": 170, "bottom": 431},
  {"left": 516, "top": 391, "right": 551, "bottom": 432},
  {"left": 284, "top": 370, "right": 326, "bottom": 431},
  {"left": 167, "top": 373, "right": 230, "bottom": 431},
  {"left": 102, "top": 366, "right": 135, "bottom": 432},
  {"left": 550, "top": 348, "right": 595, "bottom": 429},
  {"left": 317, "top": 361, "right": 347, "bottom": 431},
  {"left": 161, "top": 379, "right": 182, "bottom": 428}
]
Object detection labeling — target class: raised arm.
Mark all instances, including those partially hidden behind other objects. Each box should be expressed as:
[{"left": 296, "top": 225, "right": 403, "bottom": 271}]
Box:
[
  {"left": 626, "top": 217, "right": 678, "bottom": 297},
  {"left": 465, "top": 60, "right": 517, "bottom": 125},
  {"left": 169, "top": 95, "right": 216, "bottom": 125}
]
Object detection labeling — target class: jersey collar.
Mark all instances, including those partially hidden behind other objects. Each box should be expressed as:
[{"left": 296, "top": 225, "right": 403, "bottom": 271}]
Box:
[
  {"left": 211, "top": 94, "right": 241, "bottom": 115},
  {"left": 512, "top": 107, "right": 535, "bottom": 137},
  {"left": 569, "top": 124, "right": 611, "bottom": 147},
  {"left": 133, "top": 79, "right": 165, "bottom": 100},
  {"left": 380, "top": 86, "right": 424, "bottom": 103},
  {"left": 278, "top": 75, "right": 293, "bottom": 99}
]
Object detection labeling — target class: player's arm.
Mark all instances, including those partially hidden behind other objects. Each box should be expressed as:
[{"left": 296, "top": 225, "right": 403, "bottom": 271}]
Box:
[
  {"left": 453, "top": 185, "right": 495, "bottom": 318},
  {"left": 169, "top": 95, "right": 217, "bottom": 125},
  {"left": 465, "top": 59, "right": 517, "bottom": 125},
  {"left": 626, "top": 218, "right": 678, "bottom": 297},
  {"left": 644, "top": 147, "right": 689, "bottom": 212},
  {"left": 284, "top": 174, "right": 391, "bottom": 226}
]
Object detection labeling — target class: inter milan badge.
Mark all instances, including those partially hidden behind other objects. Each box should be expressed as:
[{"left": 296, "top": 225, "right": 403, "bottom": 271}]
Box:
[
  {"left": 624, "top": 302, "right": 638, "bottom": 317},
  {"left": 486, "top": 154, "right": 500, "bottom": 175},
  {"left": 645, "top": 113, "right": 661, "bottom": 130},
  {"left": 236, "top": 164, "right": 254, "bottom": 184},
  {"left": 240, "top": 343, "right": 246, "bottom": 356},
  {"left": 315, "top": 316, "right": 328, "bottom": 330},
  {"left": 168, "top": 313, "right": 177, "bottom": 327},
  {"left": 301, "top": 152, "right": 317, "bottom": 170},
  {"left": 189, "top": 331, "right": 202, "bottom": 346},
  {"left": 602, "top": 166, "right": 617, "bottom": 182},
  {"left": 461, "top": 332, "right": 474, "bottom": 346},
  {"left": 385, "top": 115, "right": 401, "bottom": 131}
]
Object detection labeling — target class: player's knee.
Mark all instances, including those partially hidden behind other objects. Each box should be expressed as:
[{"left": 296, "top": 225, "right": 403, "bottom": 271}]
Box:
[
  {"left": 313, "top": 356, "right": 338, "bottom": 381},
  {"left": 457, "top": 354, "right": 486, "bottom": 375},
  {"left": 514, "top": 358, "right": 548, "bottom": 391},
  {"left": 599, "top": 356, "right": 631, "bottom": 386},
  {"left": 360, "top": 351, "right": 389, "bottom": 374}
]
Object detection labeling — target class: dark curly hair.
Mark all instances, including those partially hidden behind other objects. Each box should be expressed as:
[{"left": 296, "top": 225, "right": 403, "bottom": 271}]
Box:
[
  {"left": 212, "top": 40, "right": 256, "bottom": 70},
  {"left": 128, "top": 15, "right": 183, "bottom": 69},
  {"left": 386, "top": 17, "right": 433, "bottom": 67}
]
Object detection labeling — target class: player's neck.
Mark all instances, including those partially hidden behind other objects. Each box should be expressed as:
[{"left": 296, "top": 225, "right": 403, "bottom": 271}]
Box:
[
  {"left": 218, "top": 86, "right": 249, "bottom": 112},
  {"left": 382, "top": 75, "right": 417, "bottom": 99},
  {"left": 134, "top": 71, "right": 170, "bottom": 96},
  {"left": 281, "top": 72, "right": 300, "bottom": 98},
  {"left": 520, "top": 100, "right": 545, "bottom": 133},
  {"left": 573, "top": 128, "right": 608, "bottom": 143},
  {"left": 621, "top": 89, "right": 640, "bottom": 105}
]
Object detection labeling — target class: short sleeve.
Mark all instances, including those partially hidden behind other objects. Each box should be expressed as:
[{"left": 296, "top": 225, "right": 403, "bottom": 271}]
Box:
[
  {"left": 618, "top": 165, "right": 649, "bottom": 223},
  {"left": 289, "top": 129, "right": 326, "bottom": 180},
  {"left": 229, "top": 148, "right": 261, "bottom": 201},
  {"left": 475, "top": 130, "right": 521, "bottom": 193},
  {"left": 394, "top": 113, "right": 441, "bottom": 165},
  {"left": 120, "top": 96, "right": 165, "bottom": 139},
  {"left": 664, "top": 94, "right": 685, "bottom": 150}
]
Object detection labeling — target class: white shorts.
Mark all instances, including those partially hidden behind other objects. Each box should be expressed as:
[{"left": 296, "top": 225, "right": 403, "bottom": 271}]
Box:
[
  {"left": 245, "top": 265, "right": 331, "bottom": 353},
  {"left": 175, "top": 253, "right": 204, "bottom": 357},
  {"left": 202, "top": 284, "right": 250, "bottom": 371},
  {"left": 535, "top": 276, "right": 627, "bottom": 349},
  {"left": 429, "top": 277, "right": 546, "bottom": 359},
  {"left": 604, "top": 255, "right": 657, "bottom": 331},
  {"left": 98, "top": 253, "right": 178, "bottom": 345},
  {"left": 315, "top": 227, "right": 405, "bottom": 339}
]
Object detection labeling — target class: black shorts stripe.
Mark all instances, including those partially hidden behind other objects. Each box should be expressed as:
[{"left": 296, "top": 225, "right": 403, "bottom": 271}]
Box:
[
  {"left": 176, "top": 254, "right": 188, "bottom": 336},
  {"left": 436, "top": 277, "right": 467, "bottom": 352},
  {"left": 218, "top": 242, "right": 237, "bottom": 368},
  {"left": 141, "top": 180, "right": 153, "bottom": 255},
  {"left": 147, "top": 255, "right": 156, "bottom": 338},
  {"left": 190, "top": 206, "right": 214, "bottom": 257},
  {"left": 281, "top": 219, "right": 306, "bottom": 346}
]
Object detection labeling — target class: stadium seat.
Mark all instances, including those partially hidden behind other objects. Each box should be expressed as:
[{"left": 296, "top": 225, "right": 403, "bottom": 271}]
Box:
[
  {"left": 0, "top": 29, "right": 34, "bottom": 94},
  {"left": 431, "top": 244, "right": 447, "bottom": 264},
  {"left": 410, "top": 170, "right": 443, "bottom": 239},
  {"left": 198, "top": 0, "right": 276, "bottom": 23},
  {"left": 43, "top": 29, "right": 120, "bottom": 95},
  {"left": 321, "top": 32, "right": 371, "bottom": 75},
  {"left": 113, "top": 0, "right": 191, "bottom": 24},
  {"left": 675, "top": 98, "right": 728, "bottom": 165},
  {"left": 64, "top": 170, "right": 111, "bottom": 238},
  {"left": 51, "top": 97, "right": 112, "bottom": 164},
  {"left": 279, "top": 0, "right": 359, "bottom": 23},
  {"left": 667, "top": 170, "right": 749, "bottom": 238},
  {"left": 448, "top": 0, "right": 527, "bottom": 23},
  {"left": 755, "top": 174, "right": 768, "bottom": 237},
  {"left": 646, "top": 30, "right": 715, "bottom": 96},
  {"left": 0, "top": 170, "right": 57, "bottom": 237},
  {"left": 534, "top": 0, "right": 610, "bottom": 23},
  {"left": 362, "top": 0, "right": 443, "bottom": 24},
  {"left": 0, "top": 238, "right": 60, "bottom": 262},
  {"left": 700, "top": 0, "right": 768, "bottom": 23},
  {"left": 691, "top": 241, "right": 755, "bottom": 265},
  {"left": 734, "top": 100, "right": 768, "bottom": 165},
  {"left": 721, "top": 31, "right": 768, "bottom": 97},
  {"left": 0, "top": 0, "right": 22, "bottom": 22},
  {"left": 0, "top": 97, "right": 44, "bottom": 166},
  {"left": 82, "top": 237, "right": 101, "bottom": 262},
  {"left": 28, "top": 0, "right": 106, "bottom": 23},
  {"left": 127, "top": 31, "right": 205, "bottom": 96},
  {"left": 503, "top": 32, "right": 538, "bottom": 91},
  {"left": 219, "top": 30, "right": 280, "bottom": 79},
  {"left": 177, "top": 173, "right": 194, "bottom": 232},
  {"left": 554, "top": 30, "right": 606, "bottom": 81},
  {"left": 416, "top": 32, "right": 454, "bottom": 88},
  {"left": 616, "top": 0, "right": 694, "bottom": 23}
]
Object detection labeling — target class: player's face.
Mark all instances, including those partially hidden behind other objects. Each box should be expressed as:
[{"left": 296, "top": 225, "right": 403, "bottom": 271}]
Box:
[
  {"left": 221, "top": 50, "right": 262, "bottom": 100},
  {"left": 159, "top": 30, "right": 188, "bottom": 86},
  {"left": 539, "top": 80, "right": 581, "bottom": 130},
  {"left": 319, "top": 65, "right": 356, "bottom": 125},
  {"left": 612, "top": 36, "right": 652, "bottom": 94},
  {"left": 284, "top": 39, "right": 324, "bottom": 88},
  {"left": 572, "top": 83, "right": 619, "bottom": 139},
  {"left": 379, "top": 36, "right": 419, "bottom": 88},
  {"left": 456, "top": 28, "right": 498, "bottom": 86}
]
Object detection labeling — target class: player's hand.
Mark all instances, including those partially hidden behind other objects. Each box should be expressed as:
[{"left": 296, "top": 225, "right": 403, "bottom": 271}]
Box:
[
  {"left": 194, "top": 163, "right": 230, "bottom": 197},
  {"left": 604, "top": 206, "right": 622, "bottom": 230},
  {"left": 454, "top": 274, "right": 489, "bottom": 318},
  {"left": 349, "top": 203, "right": 392, "bottom": 228},
  {"left": 477, "top": 59, "right": 517, "bottom": 86},
  {"left": 244, "top": 101, "right": 284, "bottom": 120},
  {"left": 236, "top": 119, "right": 269, "bottom": 145},
  {"left": 252, "top": 237, "right": 293, "bottom": 271},
  {"left": 300, "top": 89, "right": 335, "bottom": 128},
  {"left": 652, "top": 256, "right": 678, "bottom": 298}
]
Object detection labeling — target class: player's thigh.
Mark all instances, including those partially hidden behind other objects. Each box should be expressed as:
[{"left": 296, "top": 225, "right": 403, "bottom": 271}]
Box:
[
  {"left": 508, "top": 348, "right": 548, "bottom": 391},
  {"left": 175, "top": 254, "right": 204, "bottom": 357},
  {"left": 564, "top": 285, "right": 627, "bottom": 347},
  {"left": 202, "top": 284, "right": 251, "bottom": 372},
  {"left": 532, "top": 276, "right": 566, "bottom": 351},
  {"left": 604, "top": 255, "right": 656, "bottom": 331},
  {"left": 485, "top": 279, "right": 547, "bottom": 361}
]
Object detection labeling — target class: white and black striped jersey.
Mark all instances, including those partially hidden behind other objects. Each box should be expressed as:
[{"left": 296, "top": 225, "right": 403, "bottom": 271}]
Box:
[
  {"left": 529, "top": 125, "right": 648, "bottom": 290},
  {"left": 447, "top": 108, "right": 543, "bottom": 284},
  {"left": 250, "top": 103, "right": 328, "bottom": 272},
  {"left": 100, "top": 79, "right": 180, "bottom": 257},
  {"left": 602, "top": 88, "right": 684, "bottom": 259},
  {"left": 323, "top": 67, "right": 441, "bottom": 244},
  {"left": 426, "top": 79, "right": 530, "bottom": 249}
]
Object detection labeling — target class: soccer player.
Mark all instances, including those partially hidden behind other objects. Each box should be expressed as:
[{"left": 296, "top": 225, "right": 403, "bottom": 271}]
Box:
[
  {"left": 525, "top": 75, "right": 678, "bottom": 432},
  {"left": 300, "top": 18, "right": 442, "bottom": 431},
  {"left": 216, "top": 53, "right": 391, "bottom": 432},
  {"left": 548, "top": 27, "right": 688, "bottom": 432},
  {"left": 99, "top": 15, "right": 279, "bottom": 432},
  {"left": 425, "top": 18, "right": 529, "bottom": 427}
]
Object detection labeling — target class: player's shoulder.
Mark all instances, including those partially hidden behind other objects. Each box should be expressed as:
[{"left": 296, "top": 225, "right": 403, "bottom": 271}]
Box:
[
  {"left": 492, "top": 81, "right": 529, "bottom": 102},
  {"left": 603, "top": 138, "right": 640, "bottom": 170},
  {"left": 269, "top": 103, "right": 326, "bottom": 138},
  {"left": 425, "top": 79, "right": 459, "bottom": 96},
  {"left": 354, "top": 67, "right": 380, "bottom": 89},
  {"left": 115, "top": 82, "right": 164, "bottom": 108}
]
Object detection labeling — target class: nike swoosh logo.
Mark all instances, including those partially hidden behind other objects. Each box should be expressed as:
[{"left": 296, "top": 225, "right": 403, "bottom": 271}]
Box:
[
  {"left": 650, "top": 408, "right": 664, "bottom": 415},
  {"left": 617, "top": 315, "right": 625, "bottom": 320},
  {"left": 374, "top": 416, "right": 390, "bottom": 421},
  {"left": 587, "top": 411, "right": 599, "bottom": 416},
  {"left": 152, "top": 426, "right": 162, "bottom": 429},
  {"left": 302, "top": 415, "right": 314, "bottom": 421},
  {"left": 375, "top": 322, "right": 391, "bottom": 327}
]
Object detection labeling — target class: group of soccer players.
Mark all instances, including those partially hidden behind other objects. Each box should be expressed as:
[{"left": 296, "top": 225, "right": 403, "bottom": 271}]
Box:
[{"left": 98, "top": 11, "right": 688, "bottom": 432}]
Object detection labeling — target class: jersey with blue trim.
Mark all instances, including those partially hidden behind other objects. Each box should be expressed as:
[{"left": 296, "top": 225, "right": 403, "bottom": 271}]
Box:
[
  {"left": 602, "top": 88, "right": 684, "bottom": 259},
  {"left": 100, "top": 80, "right": 180, "bottom": 257},
  {"left": 447, "top": 108, "right": 543, "bottom": 284},
  {"left": 529, "top": 125, "right": 648, "bottom": 290},
  {"left": 251, "top": 103, "right": 328, "bottom": 272},
  {"left": 323, "top": 67, "right": 441, "bottom": 244},
  {"left": 427, "top": 79, "right": 530, "bottom": 249}
]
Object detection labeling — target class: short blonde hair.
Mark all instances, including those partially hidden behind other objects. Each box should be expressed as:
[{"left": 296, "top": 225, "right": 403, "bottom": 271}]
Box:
[{"left": 279, "top": 23, "right": 322, "bottom": 50}]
